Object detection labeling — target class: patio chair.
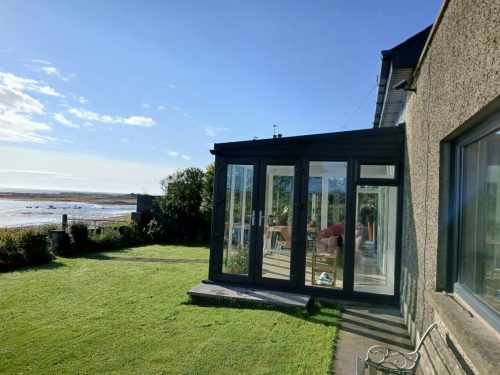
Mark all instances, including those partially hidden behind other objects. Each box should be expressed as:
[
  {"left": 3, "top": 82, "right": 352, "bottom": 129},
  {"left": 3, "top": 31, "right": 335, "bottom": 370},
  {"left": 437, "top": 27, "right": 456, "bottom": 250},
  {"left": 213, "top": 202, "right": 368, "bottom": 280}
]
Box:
[{"left": 356, "top": 323, "right": 437, "bottom": 374}]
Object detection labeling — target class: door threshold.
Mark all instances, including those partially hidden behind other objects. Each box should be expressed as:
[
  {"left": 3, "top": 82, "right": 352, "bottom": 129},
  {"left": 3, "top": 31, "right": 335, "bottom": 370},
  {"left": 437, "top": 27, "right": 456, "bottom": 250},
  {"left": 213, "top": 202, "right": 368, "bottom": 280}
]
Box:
[{"left": 188, "top": 282, "right": 311, "bottom": 308}]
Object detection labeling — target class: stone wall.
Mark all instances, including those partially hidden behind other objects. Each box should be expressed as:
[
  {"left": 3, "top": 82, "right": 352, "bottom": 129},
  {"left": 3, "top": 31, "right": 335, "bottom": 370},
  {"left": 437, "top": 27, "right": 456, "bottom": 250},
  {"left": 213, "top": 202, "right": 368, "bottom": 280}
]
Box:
[{"left": 401, "top": 0, "right": 500, "bottom": 373}]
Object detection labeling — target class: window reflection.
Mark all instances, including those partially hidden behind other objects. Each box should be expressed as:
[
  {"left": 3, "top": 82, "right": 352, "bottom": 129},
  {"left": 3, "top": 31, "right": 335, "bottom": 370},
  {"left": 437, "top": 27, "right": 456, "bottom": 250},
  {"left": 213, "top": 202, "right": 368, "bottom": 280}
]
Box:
[
  {"left": 459, "top": 129, "right": 500, "bottom": 313},
  {"left": 305, "top": 161, "right": 347, "bottom": 289},
  {"left": 222, "top": 164, "right": 253, "bottom": 275},
  {"left": 354, "top": 185, "right": 397, "bottom": 295}
]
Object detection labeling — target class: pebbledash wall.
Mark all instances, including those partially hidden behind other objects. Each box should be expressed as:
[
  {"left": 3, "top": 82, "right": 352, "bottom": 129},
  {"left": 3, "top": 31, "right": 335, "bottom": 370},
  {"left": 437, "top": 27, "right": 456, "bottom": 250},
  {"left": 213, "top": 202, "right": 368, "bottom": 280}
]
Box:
[{"left": 401, "top": 0, "right": 500, "bottom": 374}]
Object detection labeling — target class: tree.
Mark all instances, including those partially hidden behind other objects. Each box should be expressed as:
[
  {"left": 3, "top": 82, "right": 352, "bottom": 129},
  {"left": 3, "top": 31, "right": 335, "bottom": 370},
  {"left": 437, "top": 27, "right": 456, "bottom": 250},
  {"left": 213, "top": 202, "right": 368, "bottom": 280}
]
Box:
[
  {"left": 155, "top": 165, "right": 213, "bottom": 241},
  {"left": 200, "top": 162, "right": 215, "bottom": 221}
]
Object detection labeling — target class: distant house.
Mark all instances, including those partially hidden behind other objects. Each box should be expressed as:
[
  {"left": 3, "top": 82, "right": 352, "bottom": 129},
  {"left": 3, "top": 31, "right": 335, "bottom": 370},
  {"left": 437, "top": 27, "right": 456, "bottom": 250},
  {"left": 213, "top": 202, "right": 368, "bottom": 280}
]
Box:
[{"left": 206, "top": 1, "right": 499, "bottom": 373}]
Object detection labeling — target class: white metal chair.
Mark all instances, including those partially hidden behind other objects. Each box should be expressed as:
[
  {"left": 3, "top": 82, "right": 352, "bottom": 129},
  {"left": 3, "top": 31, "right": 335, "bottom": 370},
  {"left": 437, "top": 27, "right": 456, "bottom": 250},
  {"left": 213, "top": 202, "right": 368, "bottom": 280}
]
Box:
[{"left": 357, "top": 323, "right": 437, "bottom": 374}]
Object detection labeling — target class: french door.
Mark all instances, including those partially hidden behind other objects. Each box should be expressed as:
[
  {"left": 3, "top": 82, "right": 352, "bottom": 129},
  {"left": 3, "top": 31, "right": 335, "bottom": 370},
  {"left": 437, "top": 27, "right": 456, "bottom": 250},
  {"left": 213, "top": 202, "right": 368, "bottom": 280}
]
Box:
[
  {"left": 212, "top": 157, "right": 399, "bottom": 298},
  {"left": 215, "top": 158, "right": 300, "bottom": 287}
]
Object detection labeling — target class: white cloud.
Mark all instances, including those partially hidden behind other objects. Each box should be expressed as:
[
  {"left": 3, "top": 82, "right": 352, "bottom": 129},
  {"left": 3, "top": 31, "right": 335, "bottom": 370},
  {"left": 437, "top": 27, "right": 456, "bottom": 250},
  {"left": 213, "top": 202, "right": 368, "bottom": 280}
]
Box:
[
  {"left": 141, "top": 102, "right": 150, "bottom": 109},
  {"left": 39, "top": 65, "right": 72, "bottom": 82},
  {"left": 67, "top": 107, "right": 156, "bottom": 127},
  {"left": 121, "top": 138, "right": 129, "bottom": 143},
  {"left": 204, "top": 126, "right": 229, "bottom": 136},
  {"left": 31, "top": 59, "right": 51, "bottom": 65},
  {"left": 157, "top": 105, "right": 166, "bottom": 111},
  {"left": 100, "top": 115, "right": 114, "bottom": 123},
  {"left": 166, "top": 149, "right": 191, "bottom": 160},
  {"left": 0, "top": 169, "right": 81, "bottom": 179},
  {"left": 0, "top": 72, "right": 62, "bottom": 97},
  {"left": 68, "top": 107, "right": 100, "bottom": 121},
  {"left": 169, "top": 84, "right": 178, "bottom": 89},
  {"left": 171, "top": 106, "right": 181, "bottom": 112},
  {"left": 79, "top": 96, "right": 87, "bottom": 104},
  {"left": 117, "top": 116, "right": 155, "bottom": 127},
  {"left": 0, "top": 110, "right": 52, "bottom": 144},
  {"left": 41, "top": 67, "right": 58, "bottom": 75},
  {"left": 0, "top": 85, "right": 44, "bottom": 113},
  {"left": 53, "top": 112, "right": 79, "bottom": 128}
]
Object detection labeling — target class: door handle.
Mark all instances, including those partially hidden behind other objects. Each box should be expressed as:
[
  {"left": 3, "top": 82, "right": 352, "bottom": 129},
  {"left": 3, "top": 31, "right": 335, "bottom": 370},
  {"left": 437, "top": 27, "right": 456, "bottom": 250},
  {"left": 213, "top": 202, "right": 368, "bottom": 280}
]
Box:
[
  {"left": 251, "top": 210, "right": 255, "bottom": 226},
  {"left": 259, "top": 210, "right": 264, "bottom": 227}
]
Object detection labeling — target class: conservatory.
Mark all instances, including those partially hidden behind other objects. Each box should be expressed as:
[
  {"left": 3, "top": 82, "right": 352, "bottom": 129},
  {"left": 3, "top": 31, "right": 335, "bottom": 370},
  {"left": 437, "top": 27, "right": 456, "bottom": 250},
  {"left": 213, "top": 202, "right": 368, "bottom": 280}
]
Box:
[{"left": 208, "top": 125, "right": 404, "bottom": 301}]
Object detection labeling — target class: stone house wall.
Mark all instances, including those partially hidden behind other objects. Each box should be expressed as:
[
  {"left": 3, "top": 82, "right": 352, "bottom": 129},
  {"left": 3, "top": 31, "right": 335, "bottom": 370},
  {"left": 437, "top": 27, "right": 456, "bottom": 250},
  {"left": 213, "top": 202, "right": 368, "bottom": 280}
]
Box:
[{"left": 401, "top": 0, "right": 500, "bottom": 373}]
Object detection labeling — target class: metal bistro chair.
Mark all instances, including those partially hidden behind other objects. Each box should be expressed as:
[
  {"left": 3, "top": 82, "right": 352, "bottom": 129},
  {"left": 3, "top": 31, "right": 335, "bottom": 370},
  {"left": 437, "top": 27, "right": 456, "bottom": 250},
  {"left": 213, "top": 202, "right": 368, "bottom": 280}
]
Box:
[{"left": 357, "top": 323, "right": 437, "bottom": 374}]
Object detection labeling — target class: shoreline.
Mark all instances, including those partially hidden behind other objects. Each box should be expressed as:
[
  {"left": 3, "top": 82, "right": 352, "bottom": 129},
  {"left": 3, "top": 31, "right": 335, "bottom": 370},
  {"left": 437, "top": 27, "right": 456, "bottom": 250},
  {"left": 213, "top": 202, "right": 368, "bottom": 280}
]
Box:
[{"left": 0, "top": 192, "right": 137, "bottom": 206}]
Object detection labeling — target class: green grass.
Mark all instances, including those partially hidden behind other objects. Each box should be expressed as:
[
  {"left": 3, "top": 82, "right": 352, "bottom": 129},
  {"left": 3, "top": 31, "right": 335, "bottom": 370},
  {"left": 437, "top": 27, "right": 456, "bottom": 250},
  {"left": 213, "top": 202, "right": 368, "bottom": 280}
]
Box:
[{"left": 0, "top": 245, "right": 340, "bottom": 374}]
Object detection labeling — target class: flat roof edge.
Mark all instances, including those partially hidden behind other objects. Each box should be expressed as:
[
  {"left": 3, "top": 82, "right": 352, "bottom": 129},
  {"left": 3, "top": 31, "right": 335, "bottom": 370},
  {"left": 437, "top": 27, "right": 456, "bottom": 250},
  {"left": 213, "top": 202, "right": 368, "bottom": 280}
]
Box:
[{"left": 211, "top": 125, "right": 405, "bottom": 153}]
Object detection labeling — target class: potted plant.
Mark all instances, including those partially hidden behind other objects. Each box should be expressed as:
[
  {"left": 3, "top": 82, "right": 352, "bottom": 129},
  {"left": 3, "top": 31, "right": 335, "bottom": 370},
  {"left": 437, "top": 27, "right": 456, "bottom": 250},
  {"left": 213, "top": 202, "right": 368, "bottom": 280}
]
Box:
[{"left": 227, "top": 245, "right": 249, "bottom": 274}]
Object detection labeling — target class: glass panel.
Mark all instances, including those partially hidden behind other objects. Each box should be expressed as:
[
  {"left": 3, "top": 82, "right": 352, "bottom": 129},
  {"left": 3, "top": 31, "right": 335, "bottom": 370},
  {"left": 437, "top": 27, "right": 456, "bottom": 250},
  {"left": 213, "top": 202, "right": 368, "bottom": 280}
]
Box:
[
  {"left": 360, "top": 164, "right": 395, "bottom": 179},
  {"left": 261, "top": 165, "right": 294, "bottom": 280},
  {"left": 305, "top": 161, "right": 347, "bottom": 289},
  {"left": 222, "top": 164, "right": 253, "bottom": 275},
  {"left": 459, "top": 129, "right": 500, "bottom": 314},
  {"left": 354, "top": 185, "right": 397, "bottom": 295}
]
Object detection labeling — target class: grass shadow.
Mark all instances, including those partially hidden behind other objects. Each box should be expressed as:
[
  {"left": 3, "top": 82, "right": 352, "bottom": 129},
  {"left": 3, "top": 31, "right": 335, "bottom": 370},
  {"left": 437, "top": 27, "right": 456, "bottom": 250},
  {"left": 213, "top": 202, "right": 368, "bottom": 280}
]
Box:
[
  {"left": 184, "top": 295, "right": 341, "bottom": 328},
  {"left": 1, "top": 260, "right": 66, "bottom": 274}
]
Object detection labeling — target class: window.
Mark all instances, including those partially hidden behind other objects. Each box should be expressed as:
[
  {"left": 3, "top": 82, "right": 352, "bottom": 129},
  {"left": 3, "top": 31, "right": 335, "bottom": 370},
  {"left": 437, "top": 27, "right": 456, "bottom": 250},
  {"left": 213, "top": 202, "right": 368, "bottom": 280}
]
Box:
[
  {"left": 360, "top": 164, "right": 396, "bottom": 179},
  {"left": 455, "top": 116, "right": 500, "bottom": 330}
]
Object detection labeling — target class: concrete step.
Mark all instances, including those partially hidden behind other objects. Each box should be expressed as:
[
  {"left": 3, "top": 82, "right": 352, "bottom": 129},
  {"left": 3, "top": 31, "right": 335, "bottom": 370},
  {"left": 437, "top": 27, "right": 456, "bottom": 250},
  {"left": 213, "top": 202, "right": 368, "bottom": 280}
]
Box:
[{"left": 187, "top": 282, "right": 311, "bottom": 308}]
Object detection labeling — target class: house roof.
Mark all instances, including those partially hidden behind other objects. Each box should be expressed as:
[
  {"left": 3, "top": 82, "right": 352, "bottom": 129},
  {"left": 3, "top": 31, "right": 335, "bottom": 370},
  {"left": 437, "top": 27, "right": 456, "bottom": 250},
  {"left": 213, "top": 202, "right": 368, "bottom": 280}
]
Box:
[{"left": 373, "top": 26, "right": 432, "bottom": 128}]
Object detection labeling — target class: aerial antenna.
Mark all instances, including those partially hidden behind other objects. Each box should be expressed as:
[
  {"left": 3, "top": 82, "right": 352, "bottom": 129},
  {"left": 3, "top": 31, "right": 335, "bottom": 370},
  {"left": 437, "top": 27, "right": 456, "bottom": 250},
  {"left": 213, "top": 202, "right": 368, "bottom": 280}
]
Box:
[{"left": 273, "top": 124, "right": 278, "bottom": 137}]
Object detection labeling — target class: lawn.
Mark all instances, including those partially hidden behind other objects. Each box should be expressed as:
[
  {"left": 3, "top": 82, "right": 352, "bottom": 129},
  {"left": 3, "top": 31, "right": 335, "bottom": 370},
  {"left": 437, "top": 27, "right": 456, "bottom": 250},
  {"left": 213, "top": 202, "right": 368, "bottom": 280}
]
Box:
[{"left": 0, "top": 245, "right": 340, "bottom": 374}]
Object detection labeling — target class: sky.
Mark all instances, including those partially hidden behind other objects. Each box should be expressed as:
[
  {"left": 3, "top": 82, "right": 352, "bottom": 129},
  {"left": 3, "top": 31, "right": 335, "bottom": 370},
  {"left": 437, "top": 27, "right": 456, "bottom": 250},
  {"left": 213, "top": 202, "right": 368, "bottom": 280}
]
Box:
[{"left": 0, "top": 1, "right": 441, "bottom": 194}]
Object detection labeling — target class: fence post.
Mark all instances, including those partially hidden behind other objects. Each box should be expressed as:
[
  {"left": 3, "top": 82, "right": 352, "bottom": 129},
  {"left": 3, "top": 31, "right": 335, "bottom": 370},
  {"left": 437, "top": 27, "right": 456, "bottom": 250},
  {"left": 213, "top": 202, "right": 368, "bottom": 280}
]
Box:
[
  {"left": 62, "top": 214, "right": 68, "bottom": 230},
  {"left": 51, "top": 230, "right": 67, "bottom": 254}
]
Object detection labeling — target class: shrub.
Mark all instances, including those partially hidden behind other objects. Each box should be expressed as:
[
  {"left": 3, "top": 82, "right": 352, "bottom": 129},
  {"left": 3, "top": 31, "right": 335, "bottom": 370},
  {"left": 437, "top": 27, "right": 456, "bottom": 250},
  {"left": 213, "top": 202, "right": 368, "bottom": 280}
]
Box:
[
  {"left": 0, "top": 230, "right": 24, "bottom": 268},
  {"left": 118, "top": 221, "right": 142, "bottom": 246},
  {"left": 89, "top": 228, "right": 122, "bottom": 251},
  {"left": 17, "top": 230, "right": 53, "bottom": 263},
  {"left": 146, "top": 219, "right": 166, "bottom": 242},
  {"left": 70, "top": 222, "right": 89, "bottom": 253}
]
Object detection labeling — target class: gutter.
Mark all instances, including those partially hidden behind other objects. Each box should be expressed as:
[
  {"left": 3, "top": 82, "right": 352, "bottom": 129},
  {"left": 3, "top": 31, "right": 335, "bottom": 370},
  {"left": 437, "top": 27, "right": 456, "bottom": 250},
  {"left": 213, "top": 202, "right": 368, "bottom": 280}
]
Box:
[{"left": 408, "top": 0, "right": 451, "bottom": 89}]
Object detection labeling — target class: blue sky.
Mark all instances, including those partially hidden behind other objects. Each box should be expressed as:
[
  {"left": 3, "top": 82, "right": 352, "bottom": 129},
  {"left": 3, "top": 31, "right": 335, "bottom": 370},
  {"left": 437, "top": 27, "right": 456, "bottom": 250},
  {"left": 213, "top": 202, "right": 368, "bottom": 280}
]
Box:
[{"left": 0, "top": 1, "right": 441, "bottom": 194}]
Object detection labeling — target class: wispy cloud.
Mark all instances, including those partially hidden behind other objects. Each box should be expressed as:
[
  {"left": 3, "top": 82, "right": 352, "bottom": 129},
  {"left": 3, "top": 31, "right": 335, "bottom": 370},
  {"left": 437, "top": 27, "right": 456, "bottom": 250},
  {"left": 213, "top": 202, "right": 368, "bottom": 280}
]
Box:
[
  {"left": 157, "top": 105, "right": 166, "bottom": 111},
  {"left": 141, "top": 102, "right": 150, "bottom": 109},
  {"left": 30, "top": 59, "right": 51, "bottom": 65},
  {"left": 166, "top": 149, "right": 190, "bottom": 160},
  {"left": 0, "top": 72, "right": 62, "bottom": 97},
  {"left": 53, "top": 112, "right": 79, "bottom": 128},
  {"left": 26, "top": 59, "right": 74, "bottom": 82},
  {"left": 0, "top": 110, "right": 53, "bottom": 144},
  {"left": 204, "top": 126, "right": 229, "bottom": 136},
  {"left": 121, "top": 137, "right": 129, "bottom": 143},
  {"left": 171, "top": 105, "right": 181, "bottom": 112},
  {"left": 68, "top": 106, "right": 156, "bottom": 127},
  {"left": 169, "top": 84, "right": 178, "bottom": 89},
  {"left": 41, "top": 66, "right": 73, "bottom": 82},
  {"left": 0, "top": 168, "right": 80, "bottom": 179},
  {"left": 0, "top": 85, "right": 44, "bottom": 114}
]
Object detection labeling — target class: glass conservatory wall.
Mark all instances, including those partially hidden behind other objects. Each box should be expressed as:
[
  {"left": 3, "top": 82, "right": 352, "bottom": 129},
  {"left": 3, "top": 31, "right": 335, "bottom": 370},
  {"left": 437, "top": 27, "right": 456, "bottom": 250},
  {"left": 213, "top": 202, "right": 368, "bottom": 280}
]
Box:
[{"left": 304, "top": 161, "right": 347, "bottom": 289}]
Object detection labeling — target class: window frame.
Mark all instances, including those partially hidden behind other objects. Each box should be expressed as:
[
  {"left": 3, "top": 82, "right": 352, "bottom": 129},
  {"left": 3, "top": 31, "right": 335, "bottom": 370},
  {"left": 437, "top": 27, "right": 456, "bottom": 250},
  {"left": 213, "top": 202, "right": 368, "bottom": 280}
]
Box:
[{"left": 451, "top": 111, "right": 500, "bottom": 332}]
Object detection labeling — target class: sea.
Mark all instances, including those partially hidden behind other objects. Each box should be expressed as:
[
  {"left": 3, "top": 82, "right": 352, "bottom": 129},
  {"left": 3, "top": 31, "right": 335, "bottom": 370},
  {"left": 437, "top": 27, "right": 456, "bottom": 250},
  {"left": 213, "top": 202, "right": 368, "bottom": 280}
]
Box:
[{"left": 0, "top": 189, "right": 136, "bottom": 228}]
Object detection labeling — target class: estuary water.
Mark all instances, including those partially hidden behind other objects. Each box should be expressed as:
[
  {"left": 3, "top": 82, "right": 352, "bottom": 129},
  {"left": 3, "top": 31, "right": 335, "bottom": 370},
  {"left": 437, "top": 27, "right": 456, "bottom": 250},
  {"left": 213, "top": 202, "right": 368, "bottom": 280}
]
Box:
[{"left": 0, "top": 199, "right": 135, "bottom": 228}]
